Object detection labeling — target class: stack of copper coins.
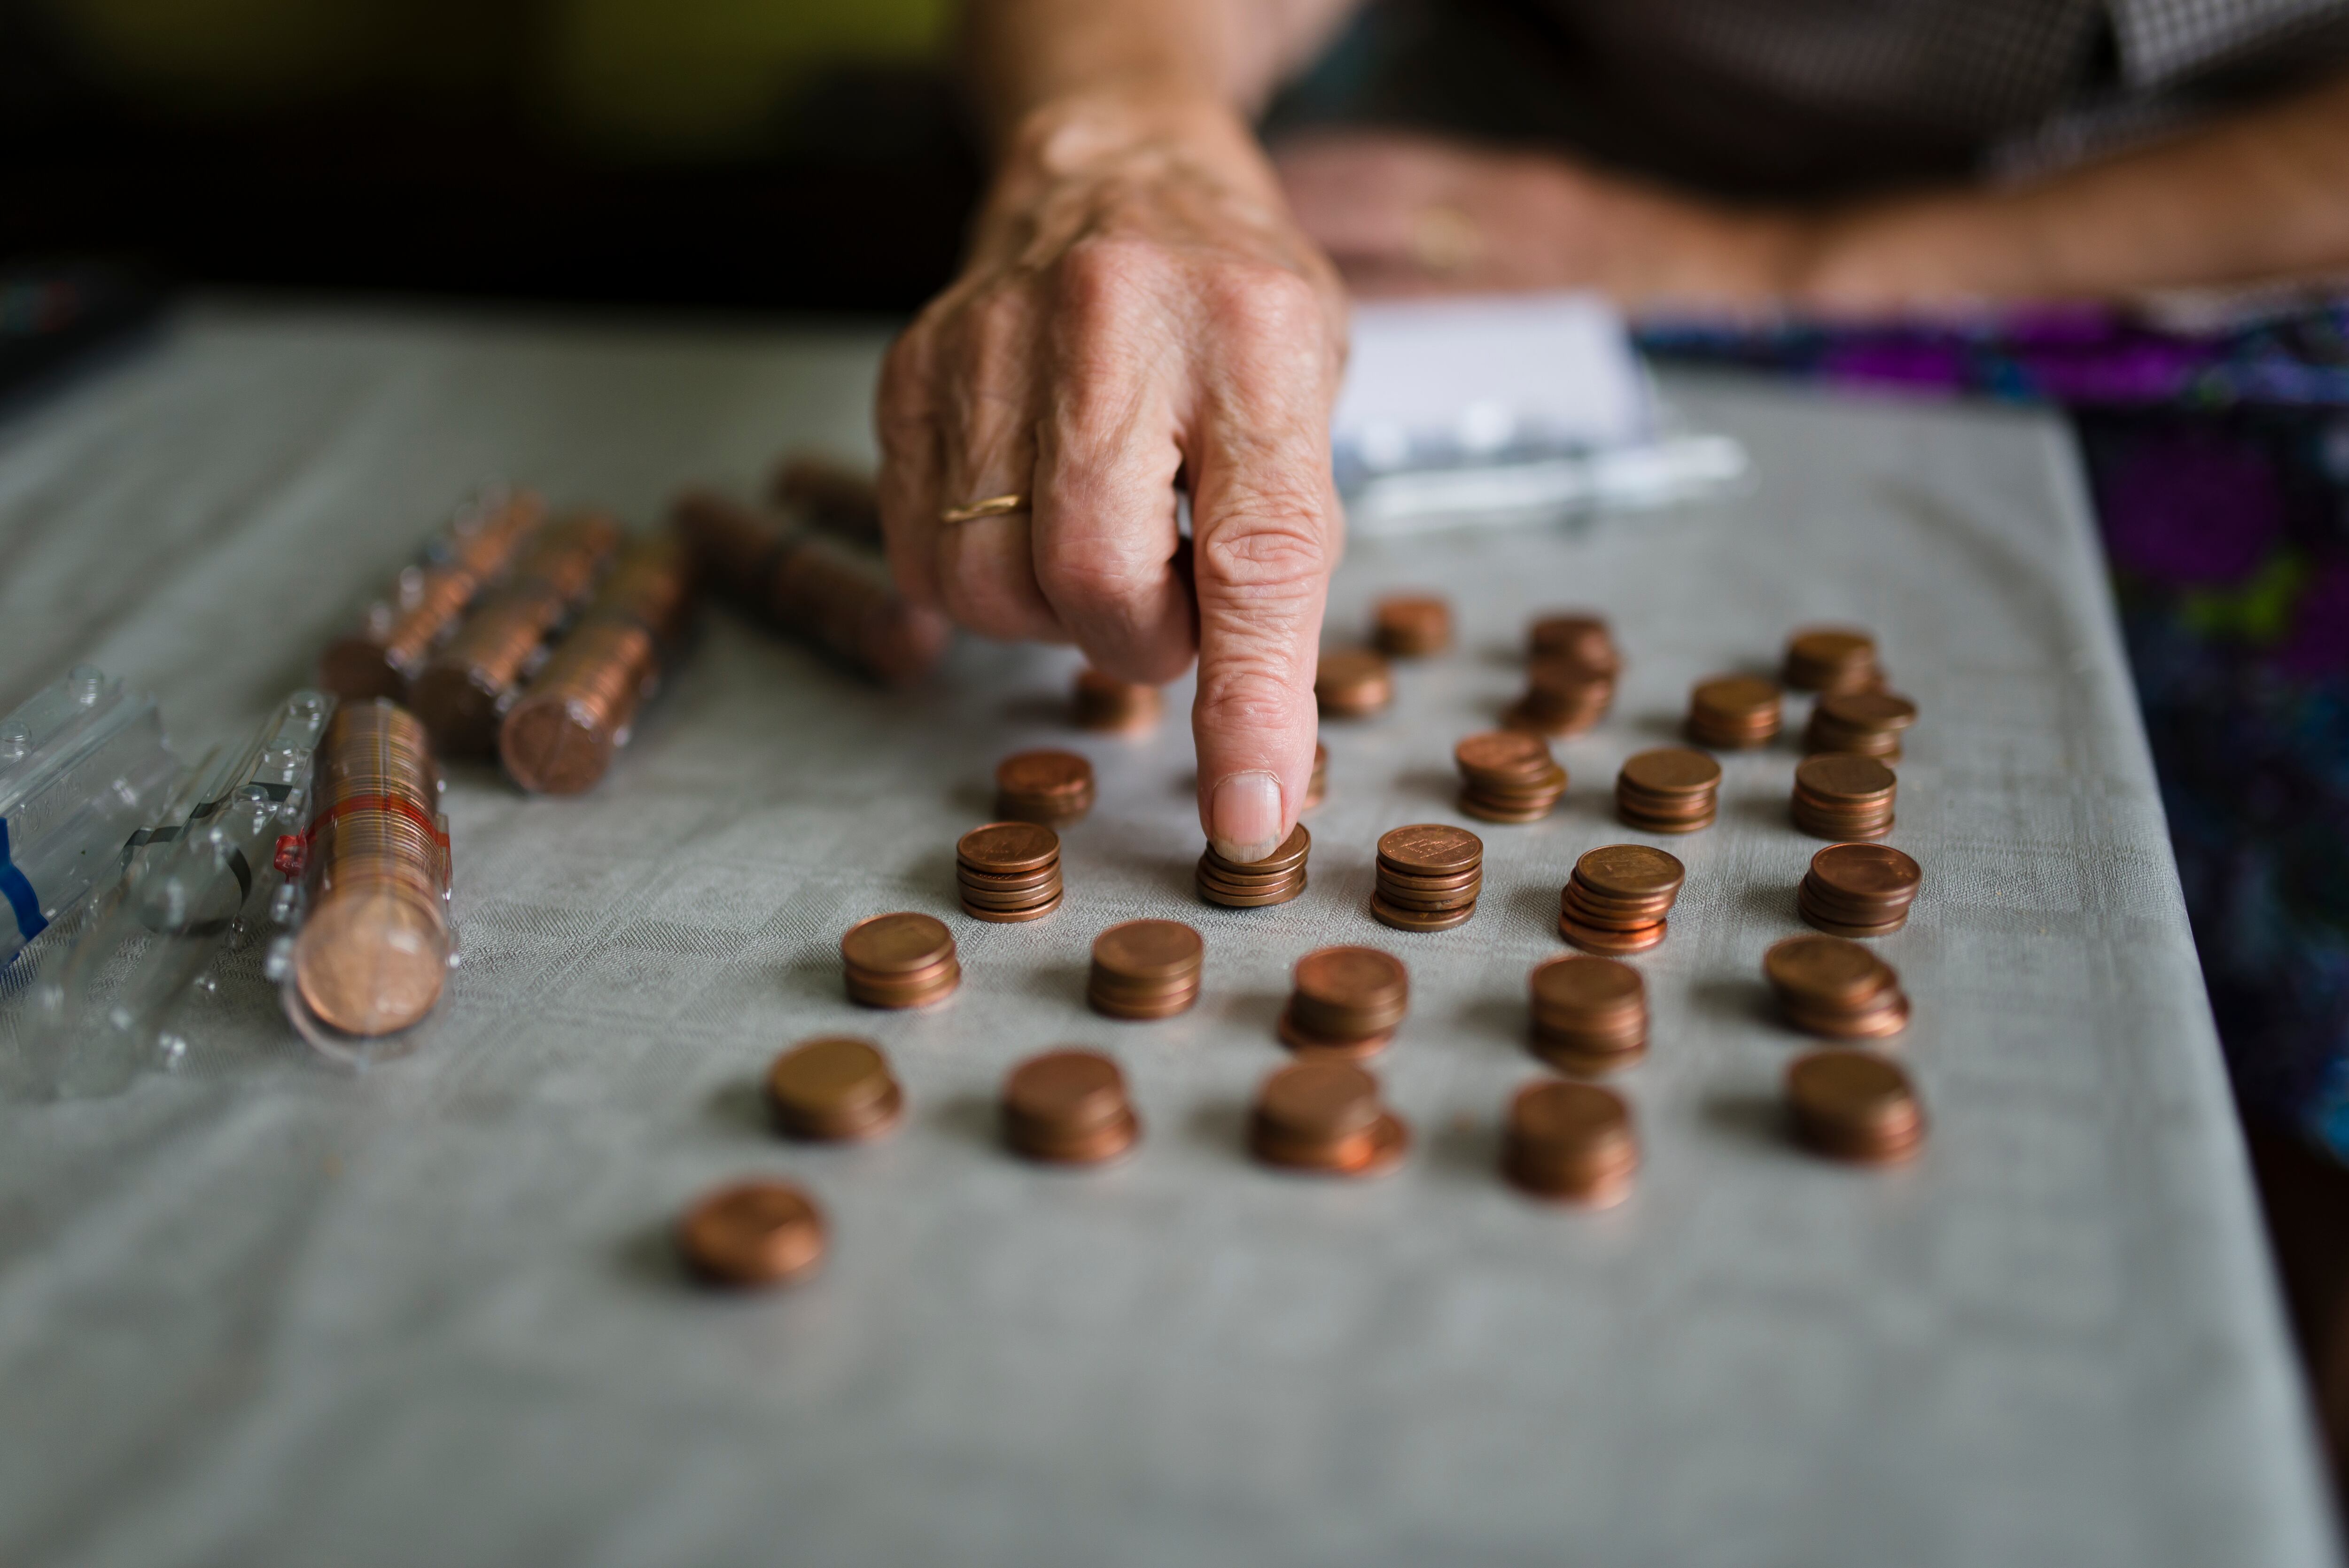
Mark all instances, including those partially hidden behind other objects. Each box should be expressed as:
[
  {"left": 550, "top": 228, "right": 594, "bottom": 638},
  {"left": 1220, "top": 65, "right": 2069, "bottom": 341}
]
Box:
[
  {"left": 1315, "top": 649, "right": 1393, "bottom": 717},
  {"left": 1502, "top": 1081, "right": 1638, "bottom": 1204},
  {"left": 1799, "top": 843, "right": 1922, "bottom": 937},
  {"left": 840, "top": 912, "right": 960, "bottom": 1009},
  {"left": 766, "top": 1036, "right": 904, "bottom": 1141},
  {"left": 1764, "top": 934, "right": 1910, "bottom": 1037},
  {"left": 1686, "top": 675, "right": 1783, "bottom": 748},
  {"left": 1615, "top": 747, "right": 1723, "bottom": 832},
  {"left": 412, "top": 511, "right": 622, "bottom": 756},
  {"left": 993, "top": 749, "right": 1095, "bottom": 826},
  {"left": 1528, "top": 612, "right": 1621, "bottom": 673},
  {"left": 1805, "top": 690, "right": 1918, "bottom": 758},
  {"left": 1783, "top": 626, "right": 1882, "bottom": 693},
  {"left": 1248, "top": 1060, "right": 1409, "bottom": 1177},
  {"left": 499, "top": 532, "right": 697, "bottom": 795},
  {"left": 290, "top": 699, "right": 453, "bottom": 1041},
  {"left": 1787, "top": 1048, "right": 1926, "bottom": 1163},
  {"left": 1527, "top": 955, "right": 1648, "bottom": 1073},
  {"left": 1791, "top": 754, "right": 1898, "bottom": 839},
  {"left": 319, "top": 488, "right": 547, "bottom": 701},
  {"left": 1558, "top": 844, "right": 1685, "bottom": 955},
  {"left": 1071, "top": 666, "right": 1162, "bottom": 732},
  {"left": 956, "top": 822, "right": 1064, "bottom": 922},
  {"left": 1371, "top": 823, "right": 1483, "bottom": 931},
  {"left": 1508, "top": 654, "right": 1615, "bottom": 737},
  {"left": 1088, "top": 919, "right": 1204, "bottom": 1018},
  {"left": 769, "top": 450, "right": 883, "bottom": 546},
  {"left": 1373, "top": 594, "right": 1451, "bottom": 657},
  {"left": 1303, "top": 741, "right": 1328, "bottom": 809},
  {"left": 1454, "top": 731, "right": 1568, "bottom": 822},
  {"left": 677, "top": 1180, "right": 827, "bottom": 1288},
  {"left": 1196, "top": 824, "right": 1309, "bottom": 908},
  {"left": 1001, "top": 1049, "right": 1142, "bottom": 1164},
  {"left": 1278, "top": 946, "right": 1409, "bottom": 1057}
]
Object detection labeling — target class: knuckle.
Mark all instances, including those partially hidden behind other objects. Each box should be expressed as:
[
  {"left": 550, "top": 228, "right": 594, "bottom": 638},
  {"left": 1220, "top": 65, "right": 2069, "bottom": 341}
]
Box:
[
  {"left": 1196, "top": 507, "right": 1332, "bottom": 594},
  {"left": 1194, "top": 657, "right": 1300, "bottom": 733}
]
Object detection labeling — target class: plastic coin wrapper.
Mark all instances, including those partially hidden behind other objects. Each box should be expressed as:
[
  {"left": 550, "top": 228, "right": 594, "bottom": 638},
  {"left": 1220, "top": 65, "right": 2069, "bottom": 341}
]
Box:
[
  {"left": 497, "top": 531, "right": 697, "bottom": 795},
  {"left": 0, "top": 664, "right": 174, "bottom": 970},
  {"left": 671, "top": 488, "right": 945, "bottom": 686},
  {"left": 317, "top": 485, "right": 547, "bottom": 702},
  {"left": 410, "top": 510, "right": 622, "bottom": 757},
  {"left": 265, "top": 699, "right": 453, "bottom": 1065}
]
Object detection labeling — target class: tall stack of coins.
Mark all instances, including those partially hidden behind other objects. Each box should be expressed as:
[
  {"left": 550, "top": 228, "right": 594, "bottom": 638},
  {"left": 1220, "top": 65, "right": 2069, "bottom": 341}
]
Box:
[
  {"left": 1527, "top": 955, "right": 1649, "bottom": 1072},
  {"left": 1787, "top": 1048, "right": 1926, "bottom": 1163},
  {"left": 1805, "top": 691, "right": 1919, "bottom": 758},
  {"left": 1304, "top": 741, "right": 1328, "bottom": 809},
  {"left": 767, "top": 1036, "right": 904, "bottom": 1141},
  {"left": 1506, "top": 654, "right": 1614, "bottom": 736},
  {"left": 1371, "top": 823, "right": 1483, "bottom": 931},
  {"left": 1799, "top": 843, "right": 1922, "bottom": 936},
  {"left": 290, "top": 699, "right": 453, "bottom": 1041},
  {"left": 673, "top": 488, "right": 945, "bottom": 685},
  {"left": 412, "top": 511, "right": 622, "bottom": 756},
  {"left": 1502, "top": 1081, "right": 1638, "bottom": 1204},
  {"left": 1373, "top": 594, "right": 1451, "bottom": 656},
  {"left": 1278, "top": 946, "right": 1409, "bottom": 1057},
  {"left": 1315, "top": 649, "right": 1393, "bottom": 718},
  {"left": 1764, "top": 934, "right": 1910, "bottom": 1037},
  {"left": 499, "top": 532, "right": 697, "bottom": 795},
  {"left": 677, "top": 1180, "right": 827, "bottom": 1288},
  {"left": 1686, "top": 675, "right": 1783, "bottom": 748},
  {"left": 956, "top": 822, "right": 1064, "bottom": 922},
  {"left": 769, "top": 450, "right": 883, "bottom": 546},
  {"left": 319, "top": 487, "right": 547, "bottom": 701},
  {"left": 1528, "top": 612, "right": 1621, "bottom": 673},
  {"left": 1001, "top": 1049, "right": 1142, "bottom": 1164},
  {"left": 994, "top": 750, "right": 1095, "bottom": 826},
  {"left": 1454, "top": 731, "right": 1568, "bottom": 822},
  {"left": 1783, "top": 626, "right": 1882, "bottom": 693},
  {"left": 840, "top": 912, "right": 960, "bottom": 1008},
  {"left": 1071, "top": 666, "right": 1162, "bottom": 732},
  {"left": 1615, "top": 747, "right": 1722, "bottom": 832},
  {"left": 1790, "top": 754, "right": 1898, "bottom": 839},
  {"left": 1197, "top": 824, "right": 1309, "bottom": 908},
  {"left": 1088, "top": 919, "right": 1204, "bottom": 1018},
  {"left": 1558, "top": 844, "right": 1685, "bottom": 955},
  {"left": 1248, "top": 1060, "right": 1409, "bottom": 1176}
]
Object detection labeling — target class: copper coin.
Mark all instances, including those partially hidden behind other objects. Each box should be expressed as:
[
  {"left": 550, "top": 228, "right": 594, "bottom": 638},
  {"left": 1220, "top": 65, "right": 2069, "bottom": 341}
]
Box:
[
  {"left": 1572, "top": 844, "right": 1686, "bottom": 904},
  {"left": 1797, "top": 876, "right": 1913, "bottom": 924},
  {"left": 957, "top": 821, "right": 1061, "bottom": 875},
  {"left": 963, "top": 890, "right": 1064, "bottom": 923},
  {"left": 1530, "top": 954, "right": 1644, "bottom": 1018},
  {"left": 767, "top": 1036, "right": 903, "bottom": 1141},
  {"left": 1195, "top": 878, "right": 1307, "bottom": 908},
  {"left": 1374, "top": 863, "right": 1485, "bottom": 893},
  {"left": 1089, "top": 987, "right": 1199, "bottom": 1021},
  {"left": 1810, "top": 842, "right": 1921, "bottom": 903},
  {"left": 958, "top": 867, "right": 1062, "bottom": 896},
  {"left": 1527, "top": 613, "right": 1618, "bottom": 670},
  {"left": 1004, "top": 1049, "right": 1130, "bottom": 1137},
  {"left": 1203, "top": 823, "right": 1311, "bottom": 874},
  {"left": 1255, "top": 1058, "right": 1379, "bottom": 1142},
  {"left": 1690, "top": 675, "right": 1781, "bottom": 720},
  {"left": 292, "top": 888, "right": 451, "bottom": 1038},
  {"left": 1785, "top": 627, "right": 1880, "bottom": 691},
  {"left": 1786, "top": 1048, "right": 1925, "bottom": 1161},
  {"left": 1503, "top": 1080, "right": 1638, "bottom": 1203},
  {"left": 1276, "top": 1008, "right": 1397, "bottom": 1059},
  {"left": 995, "top": 749, "right": 1094, "bottom": 800},
  {"left": 1455, "top": 730, "right": 1555, "bottom": 777},
  {"left": 1371, "top": 894, "right": 1477, "bottom": 931},
  {"left": 1304, "top": 741, "right": 1329, "bottom": 809},
  {"left": 1764, "top": 934, "right": 1895, "bottom": 1005},
  {"left": 1795, "top": 753, "right": 1898, "bottom": 802},
  {"left": 1092, "top": 919, "right": 1204, "bottom": 980},
  {"left": 1295, "top": 946, "right": 1408, "bottom": 1012},
  {"left": 1374, "top": 594, "right": 1452, "bottom": 655},
  {"left": 1072, "top": 667, "right": 1163, "bottom": 731},
  {"left": 1618, "top": 748, "right": 1722, "bottom": 797},
  {"left": 1377, "top": 823, "right": 1483, "bottom": 876},
  {"left": 1558, "top": 913, "right": 1665, "bottom": 955},
  {"left": 840, "top": 912, "right": 955, "bottom": 975},
  {"left": 1815, "top": 690, "right": 1916, "bottom": 733},
  {"left": 677, "top": 1180, "right": 827, "bottom": 1288},
  {"left": 1315, "top": 649, "right": 1394, "bottom": 714},
  {"left": 1375, "top": 883, "right": 1485, "bottom": 914}
]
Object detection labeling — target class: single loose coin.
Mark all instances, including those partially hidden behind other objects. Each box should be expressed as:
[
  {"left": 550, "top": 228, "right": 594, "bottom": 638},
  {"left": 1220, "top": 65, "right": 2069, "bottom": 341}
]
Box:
[
  {"left": 1618, "top": 748, "right": 1723, "bottom": 796},
  {"left": 677, "top": 1180, "right": 827, "bottom": 1288},
  {"left": 1572, "top": 844, "right": 1686, "bottom": 903},
  {"left": 767, "top": 1036, "right": 902, "bottom": 1141},
  {"left": 1377, "top": 823, "right": 1483, "bottom": 875},
  {"left": 840, "top": 912, "right": 955, "bottom": 975},
  {"left": 1786, "top": 1048, "right": 1925, "bottom": 1162},
  {"left": 1092, "top": 919, "right": 1204, "bottom": 979},
  {"left": 957, "top": 821, "right": 1061, "bottom": 875}
]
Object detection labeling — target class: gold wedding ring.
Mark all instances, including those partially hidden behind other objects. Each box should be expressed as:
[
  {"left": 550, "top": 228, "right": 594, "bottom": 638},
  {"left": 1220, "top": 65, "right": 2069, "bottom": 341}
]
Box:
[{"left": 941, "top": 493, "right": 1029, "bottom": 525}]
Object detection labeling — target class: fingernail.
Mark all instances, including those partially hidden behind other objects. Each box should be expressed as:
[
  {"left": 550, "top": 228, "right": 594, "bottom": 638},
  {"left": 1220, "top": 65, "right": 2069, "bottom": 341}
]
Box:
[{"left": 1210, "top": 770, "right": 1286, "bottom": 865}]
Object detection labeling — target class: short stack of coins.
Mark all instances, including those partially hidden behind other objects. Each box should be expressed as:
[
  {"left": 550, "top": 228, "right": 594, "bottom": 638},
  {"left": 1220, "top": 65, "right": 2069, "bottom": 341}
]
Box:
[
  {"left": 1088, "top": 919, "right": 1204, "bottom": 1018},
  {"left": 1764, "top": 934, "right": 1910, "bottom": 1038},
  {"left": 290, "top": 699, "right": 452, "bottom": 1040},
  {"left": 1248, "top": 1060, "right": 1409, "bottom": 1177},
  {"left": 840, "top": 912, "right": 960, "bottom": 1009},
  {"left": 1303, "top": 741, "right": 1328, "bottom": 809},
  {"left": 1799, "top": 842, "right": 1922, "bottom": 936},
  {"left": 1071, "top": 666, "right": 1161, "bottom": 732},
  {"left": 1786, "top": 1048, "right": 1926, "bottom": 1163},
  {"left": 1783, "top": 626, "right": 1883, "bottom": 693},
  {"left": 767, "top": 1036, "right": 904, "bottom": 1141},
  {"left": 1558, "top": 843, "right": 1685, "bottom": 955},
  {"left": 1315, "top": 649, "right": 1393, "bottom": 718},
  {"left": 1371, "top": 823, "right": 1482, "bottom": 931},
  {"left": 1527, "top": 955, "right": 1649, "bottom": 1073},
  {"left": 1790, "top": 754, "right": 1898, "bottom": 839},
  {"left": 1686, "top": 675, "right": 1783, "bottom": 748},
  {"left": 1196, "top": 823, "right": 1309, "bottom": 908},
  {"left": 677, "top": 1180, "right": 827, "bottom": 1288},
  {"left": 319, "top": 487, "right": 547, "bottom": 702},
  {"left": 956, "top": 822, "right": 1064, "bottom": 922},
  {"left": 1615, "top": 747, "right": 1723, "bottom": 832},
  {"left": 1278, "top": 946, "right": 1409, "bottom": 1057},
  {"left": 994, "top": 750, "right": 1095, "bottom": 826},
  {"left": 1373, "top": 594, "right": 1451, "bottom": 657},
  {"left": 1502, "top": 1081, "right": 1638, "bottom": 1205},
  {"left": 1001, "top": 1049, "right": 1141, "bottom": 1164},
  {"left": 1506, "top": 653, "right": 1614, "bottom": 736},
  {"left": 1454, "top": 731, "right": 1568, "bottom": 822},
  {"left": 1528, "top": 611, "right": 1621, "bottom": 673},
  {"left": 412, "top": 511, "right": 622, "bottom": 756},
  {"left": 498, "top": 531, "right": 697, "bottom": 795},
  {"left": 1805, "top": 690, "right": 1919, "bottom": 758}
]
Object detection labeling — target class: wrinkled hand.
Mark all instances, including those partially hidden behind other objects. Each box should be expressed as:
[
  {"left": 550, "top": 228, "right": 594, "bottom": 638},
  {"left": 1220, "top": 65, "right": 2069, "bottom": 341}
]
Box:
[{"left": 879, "top": 99, "right": 1349, "bottom": 863}]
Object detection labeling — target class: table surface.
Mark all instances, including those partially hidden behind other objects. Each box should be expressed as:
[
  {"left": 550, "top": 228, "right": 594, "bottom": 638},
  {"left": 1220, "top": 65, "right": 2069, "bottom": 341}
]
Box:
[{"left": 0, "top": 301, "right": 2334, "bottom": 1568}]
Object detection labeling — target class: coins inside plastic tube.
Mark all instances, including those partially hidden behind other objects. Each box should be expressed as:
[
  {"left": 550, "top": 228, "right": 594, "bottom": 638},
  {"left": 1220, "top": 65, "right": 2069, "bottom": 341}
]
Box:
[
  {"left": 677, "top": 1179, "right": 828, "bottom": 1287},
  {"left": 1502, "top": 1080, "right": 1638, "bottom": 1204},
  {"left": 767, "top": 1036, "right": 904, "bottom": 1141},
  {"left": 1686, "top": 674, "right": 1784, "bottom": 749},
  {"left": 1616, "top": 747, "right": 1722, "bottom": 833},
  {"left": 994, "top": 749, "right": 1096, "bottom": 826},
  {"left": 1279, "top": 945, "right": 1409, "bottom": 1057},
  {"left": 1002, "top": 1049, "right": 1141, "bottom": 1164},
  {"left": 1315, "top": 649, "right": 1393, "bottom": 718},
  {"left": 1786, "top": 1048, "right": 1926, "bottom": 1163},
  {"left": 319, "top": 488, "right": 547, "bottom": 701},
  {"left": 1373, "top": 594, "right": 1452, "bottom": 657}
]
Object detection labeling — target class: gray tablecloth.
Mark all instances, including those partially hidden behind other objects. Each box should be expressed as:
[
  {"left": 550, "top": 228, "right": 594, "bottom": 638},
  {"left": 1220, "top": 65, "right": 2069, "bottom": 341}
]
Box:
[{"left": 0, "top": 301, "right": 2333, "bottom": 1568}]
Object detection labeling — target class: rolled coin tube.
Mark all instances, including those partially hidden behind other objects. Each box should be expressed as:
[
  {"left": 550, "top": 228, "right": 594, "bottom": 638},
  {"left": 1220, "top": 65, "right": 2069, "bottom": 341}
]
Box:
[{"left": 318, "top": 487, "right": 546, "bottom": 701}]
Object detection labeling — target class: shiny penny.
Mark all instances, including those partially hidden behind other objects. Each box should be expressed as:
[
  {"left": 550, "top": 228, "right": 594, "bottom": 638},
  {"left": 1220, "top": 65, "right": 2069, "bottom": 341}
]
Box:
[
  {"left": 1573, "top": 844, "right": 1687, "bottom": 902},
  {"left": 957, "top": 821, "right": 1061, "bottom": 875},
  {"left": 840, "top": 912, "right": 955, "bottom": 975},
  {"left": 1377, "top": 823, "right": 1483, "bottom": 875}
]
